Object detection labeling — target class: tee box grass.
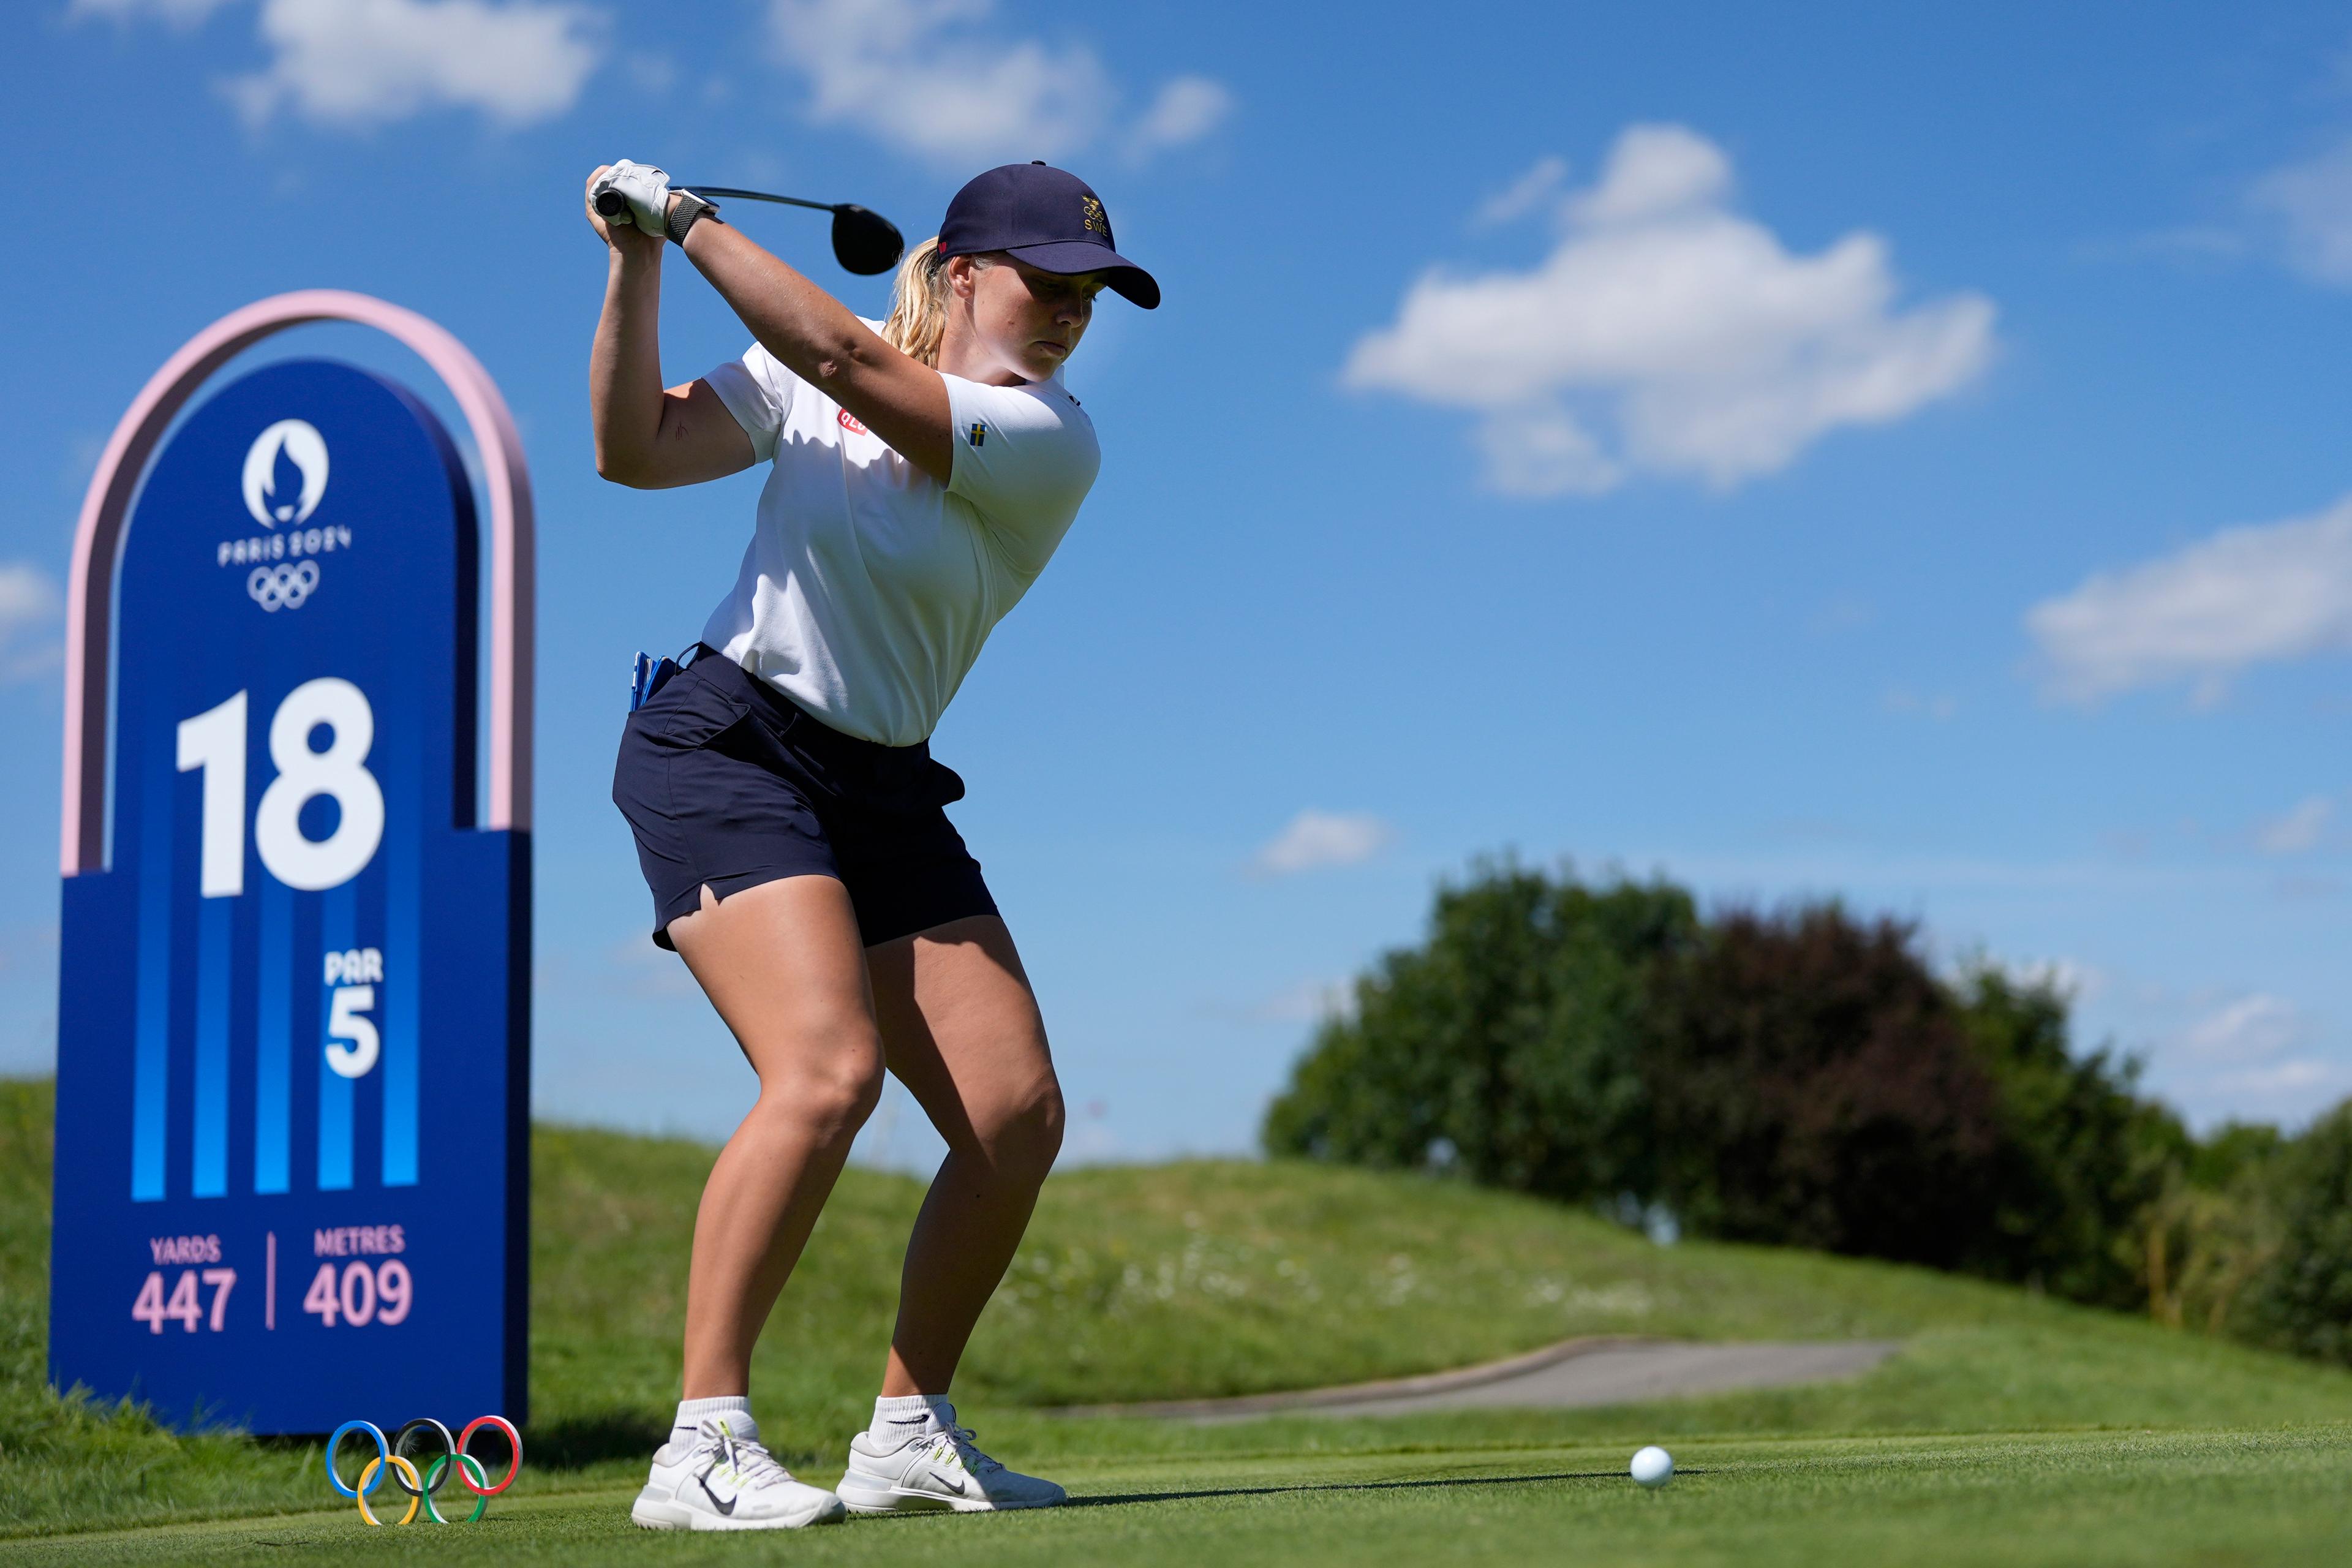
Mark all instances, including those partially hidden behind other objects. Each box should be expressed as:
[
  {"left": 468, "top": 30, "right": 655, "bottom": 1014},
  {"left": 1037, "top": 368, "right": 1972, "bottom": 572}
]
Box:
[{"left": 5, "top": 1079, "right": 2350, "bottom": 1564}]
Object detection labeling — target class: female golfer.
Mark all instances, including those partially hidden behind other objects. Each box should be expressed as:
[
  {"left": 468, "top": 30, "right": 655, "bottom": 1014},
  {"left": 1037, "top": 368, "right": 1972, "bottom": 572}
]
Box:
[{"left": 584, "top": 157, "right": 1158, "bottom": 1531}]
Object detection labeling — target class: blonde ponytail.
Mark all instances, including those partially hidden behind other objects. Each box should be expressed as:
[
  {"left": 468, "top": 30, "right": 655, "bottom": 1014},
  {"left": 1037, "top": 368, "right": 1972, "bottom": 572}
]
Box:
[{"left": 880, "top": 237, "right": 953, "bottom": 367}]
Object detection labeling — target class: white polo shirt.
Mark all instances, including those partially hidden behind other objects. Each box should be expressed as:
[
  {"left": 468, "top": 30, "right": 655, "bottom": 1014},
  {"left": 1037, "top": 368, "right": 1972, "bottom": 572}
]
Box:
[{"left": 699, "top": 329, "right": 1101, "bottom": 746}]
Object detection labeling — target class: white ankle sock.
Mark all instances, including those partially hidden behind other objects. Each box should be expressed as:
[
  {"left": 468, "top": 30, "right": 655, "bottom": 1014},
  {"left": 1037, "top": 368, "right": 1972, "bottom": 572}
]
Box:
[
  {"left": 870, "top": 1393, "right": 957, "bottom": 1441},
  {"left": 672, "top": 1395, "right": 757, "bottom": 1450}
]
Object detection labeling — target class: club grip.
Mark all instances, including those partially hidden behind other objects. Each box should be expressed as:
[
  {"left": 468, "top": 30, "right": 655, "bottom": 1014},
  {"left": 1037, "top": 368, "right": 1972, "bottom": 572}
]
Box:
[{"left": 594, "top": 188, "right": 629, "bottom": 219}]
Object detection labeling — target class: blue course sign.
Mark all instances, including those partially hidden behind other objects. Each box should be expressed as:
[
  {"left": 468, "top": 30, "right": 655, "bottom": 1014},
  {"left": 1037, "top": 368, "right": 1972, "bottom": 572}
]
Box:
[{"left": 51, "top": 294, "right": 535, "bottom": 1434}]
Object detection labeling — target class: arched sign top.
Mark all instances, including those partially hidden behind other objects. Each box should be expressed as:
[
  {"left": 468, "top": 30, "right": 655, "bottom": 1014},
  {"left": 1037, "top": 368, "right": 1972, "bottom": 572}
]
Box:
[{"left": 62, "top": 289, "right": 535, "bottom": 874}]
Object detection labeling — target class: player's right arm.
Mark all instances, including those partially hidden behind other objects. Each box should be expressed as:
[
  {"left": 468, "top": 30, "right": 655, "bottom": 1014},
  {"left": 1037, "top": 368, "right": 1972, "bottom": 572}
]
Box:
[{"left": 587, "top": 166, "right": 755, "bottom": 489}]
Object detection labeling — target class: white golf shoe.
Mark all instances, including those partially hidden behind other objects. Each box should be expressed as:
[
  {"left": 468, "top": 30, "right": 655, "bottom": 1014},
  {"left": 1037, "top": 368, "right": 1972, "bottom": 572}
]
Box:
[
  {"left": 631, "top": 1417, "right": 846, "bottom": 1531},
  {"left": 837, "top": 1405, "right": 1067, "bottom": 1513}
]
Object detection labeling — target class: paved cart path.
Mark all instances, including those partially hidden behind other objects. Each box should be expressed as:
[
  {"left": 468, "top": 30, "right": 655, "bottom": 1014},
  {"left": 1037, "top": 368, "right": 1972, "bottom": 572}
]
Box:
[{"left": 1052, "top": 1337, "right": 1902, "bottom": 1422}]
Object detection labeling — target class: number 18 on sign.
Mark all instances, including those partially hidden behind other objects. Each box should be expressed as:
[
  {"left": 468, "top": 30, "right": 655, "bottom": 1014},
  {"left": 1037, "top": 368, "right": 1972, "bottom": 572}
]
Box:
[{"left": 51, "top": 295, "right": 535, "bottom": 1433}]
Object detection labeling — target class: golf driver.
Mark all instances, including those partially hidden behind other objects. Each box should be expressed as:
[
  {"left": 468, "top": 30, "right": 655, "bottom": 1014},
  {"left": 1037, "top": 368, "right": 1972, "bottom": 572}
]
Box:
[{"left": 594, "top": 183, "right": 906, "bottom": 275}]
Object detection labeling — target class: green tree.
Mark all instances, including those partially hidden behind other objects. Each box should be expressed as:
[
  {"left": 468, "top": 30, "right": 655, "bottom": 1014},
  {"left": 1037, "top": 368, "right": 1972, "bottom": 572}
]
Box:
[
  {"left": 1956, "top": 967, "right": 2187, "bottom": 1307},
  {"left": 2239, "top": 1102, "right": 2352, "bottom": 1365},
  {"left": 1262, "top": 861, "right": 1695, "bottom": 1204},
  {"left": 1266, "top": 860, "right": 2206, "bottom": 1317},
  {"left": 1642, "top": 905, "right": 2008, "bottom": 1268}
]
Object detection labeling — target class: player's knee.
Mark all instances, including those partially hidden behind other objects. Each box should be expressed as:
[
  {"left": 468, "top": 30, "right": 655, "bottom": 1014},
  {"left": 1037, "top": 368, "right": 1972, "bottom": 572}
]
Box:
[
  {"left": 755, "top": 1030, "right": 884, "bottom": 1140},
  {"left": 835, "top": 1051, "right": 889, "bottom": 1132},
  {"left": 982, "top": 1073, "right": 1063, "bottom": 1178}
]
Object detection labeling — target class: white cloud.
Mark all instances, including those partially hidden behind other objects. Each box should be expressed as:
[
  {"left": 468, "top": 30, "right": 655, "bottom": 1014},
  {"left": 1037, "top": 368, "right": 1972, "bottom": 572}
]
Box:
[
  {"left": 2257, "top": 795, "right": 2335, "bottom": 855},
  {"left": 2209, "top": 1058, "right": 2335, "bottom": 1096},
  {"left": 1343, "top": 124, "right": 1996, "bottom": 497},
  {"left": 2025, "top": 494, "right": 2352, "bottom": 704},
  {"left": 1475, "top": 154, "right": 1570, "bottom": 226},
  {"left": 1473, "top": 403, "right": 1621, "bottom": 495},
  {"left": 224, "top": 0, "right": 606, "bottom": 129},
  {"left": 767, "top": 0, "right": 1228, "bottom": 168},
  {"left": 1993, "top": 956, "right": 2109, "bottom": 1004},
  {"left": 1250, "top": 810, "right": 1396, "bottom": 877},
  {"left": 1128, "top": 75, "right": 1231, "bottom": 156},
  {"left": 1247, "top": 976, "right": 1359, "bottom": 1025},
  {"left": 0, "top": 563, "right": 63, "bottom": 684},
  {"left": 0, "top": 564, "right": 59, "bottom": 626},
  {"left": 2163, "top": 1052, "right": 2345, "bottom": 1130},
  {"left": 2251, "top": 135, "right": 2352, "bottom": 287},
  {"left": 2175, "top": 993, "right": 2304, "bottom": 1063},
  {"left": 1567, "top": 124, "right": 1729, "bottom": 225},
  {"left": 767, "top": 0, "right": 1108, "bottom": 164},
  {"left": 2153, "top": 989, "right": 2345, "bottom": 1126}
]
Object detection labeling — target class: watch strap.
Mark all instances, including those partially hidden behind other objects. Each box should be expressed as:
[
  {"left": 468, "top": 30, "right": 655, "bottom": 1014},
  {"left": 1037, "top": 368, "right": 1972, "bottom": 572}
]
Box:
[{"left": 666, "top": 191, "right": 719, "bottom": 247}]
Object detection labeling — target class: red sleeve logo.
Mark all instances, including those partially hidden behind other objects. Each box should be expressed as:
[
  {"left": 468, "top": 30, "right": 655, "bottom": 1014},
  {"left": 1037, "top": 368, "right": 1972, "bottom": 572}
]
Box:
[{"left": 837, "top": 408, "right": 869, "bottom": 435}]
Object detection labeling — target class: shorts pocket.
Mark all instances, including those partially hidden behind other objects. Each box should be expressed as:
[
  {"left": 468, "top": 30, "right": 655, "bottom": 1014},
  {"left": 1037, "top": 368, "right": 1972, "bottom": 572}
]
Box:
[
  {"left": 635, "top": 671, "right": 752, "bottom": 750},
  {"left": 926, "top": 760, "right": 968, "bottom": 807},
  {"left": 856, "top": 756, "right": 967, "bottom": 815}
]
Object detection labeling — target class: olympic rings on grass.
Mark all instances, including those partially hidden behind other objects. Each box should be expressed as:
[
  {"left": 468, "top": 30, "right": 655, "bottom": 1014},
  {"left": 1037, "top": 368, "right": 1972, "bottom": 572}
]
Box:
[
  {"left": 328, "top": 1414, "right": 520, "bottom": 1523},
  {"left": 390, "top": 1417, "right": 457, "bottom": 1496},
  {"left": 456, "top": 1414, "right": 523, "bottom": 1496},
  {"left": 324, "top": 1420, "right": 388, "bottom": 1498},
  {"left": 355, "top": 1456, "right": 423, "bottom": 1526},
  {"left": 421, "top": 1453, "right": 492, "bottom": 1523}
]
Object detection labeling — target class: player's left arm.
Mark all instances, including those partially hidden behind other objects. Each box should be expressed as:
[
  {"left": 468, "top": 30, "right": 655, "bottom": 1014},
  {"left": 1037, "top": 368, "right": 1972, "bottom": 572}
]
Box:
[{"left": 678, "top": 219, "right": 956, "bottom": 484}]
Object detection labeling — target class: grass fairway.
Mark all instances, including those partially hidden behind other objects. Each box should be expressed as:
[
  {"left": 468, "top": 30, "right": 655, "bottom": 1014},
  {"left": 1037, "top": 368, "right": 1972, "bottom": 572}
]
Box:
[
  {"left": 9, "top": 1076, "right": 2352, "bottom": 1562},
  {"left": 6, "top": 1429, "right": 2350, "bottom": 1567}
]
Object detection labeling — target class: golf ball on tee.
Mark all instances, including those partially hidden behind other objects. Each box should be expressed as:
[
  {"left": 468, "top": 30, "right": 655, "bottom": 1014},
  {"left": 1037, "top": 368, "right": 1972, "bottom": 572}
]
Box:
[{"left": 1630, "top": 1446, "right": 1674, "bottom": 1488}]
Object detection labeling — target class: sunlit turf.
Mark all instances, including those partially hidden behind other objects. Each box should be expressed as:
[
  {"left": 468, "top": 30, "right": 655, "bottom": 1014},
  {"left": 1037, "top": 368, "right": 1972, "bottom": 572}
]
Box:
[
  {"left": 7, "top": 1428, "right": 2350, "bottom": 1567},
  {"left": 8, "top": 1077, "right": 2352, "bottom": 1553}
]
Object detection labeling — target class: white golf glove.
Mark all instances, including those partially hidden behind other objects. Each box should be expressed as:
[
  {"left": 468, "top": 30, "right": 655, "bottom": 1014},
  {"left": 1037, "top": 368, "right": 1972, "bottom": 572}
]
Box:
[{"left": 594, "top": 159, "right": 673, "bottom": 236}]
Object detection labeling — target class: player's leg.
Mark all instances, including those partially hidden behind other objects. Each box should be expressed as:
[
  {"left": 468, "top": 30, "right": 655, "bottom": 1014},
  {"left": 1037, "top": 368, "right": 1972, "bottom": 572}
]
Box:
[
  {"left": 837, "top": 913, "right": 1069, "bottom": 1512},
  {"left": 633, "top": 873, "right": 880, "bottom": 1531},
  {"left": 672, "top": 874, "right": 886, "bottom": 1394},
  {"left": 877, "top": 915, "right": 1063, "bottom": 1390}
]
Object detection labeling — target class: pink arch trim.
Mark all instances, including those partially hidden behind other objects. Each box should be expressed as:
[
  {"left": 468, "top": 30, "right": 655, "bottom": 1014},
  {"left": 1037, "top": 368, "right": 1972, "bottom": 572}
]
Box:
[{"left": 60, "top": 289, "right": 535, "bottom": 875}]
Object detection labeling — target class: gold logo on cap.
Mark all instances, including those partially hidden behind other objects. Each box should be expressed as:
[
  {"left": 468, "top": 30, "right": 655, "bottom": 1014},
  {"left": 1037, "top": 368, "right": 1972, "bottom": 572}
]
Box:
[{"left": 1081, "top": 195, "right": 1109, "bottom": 238}]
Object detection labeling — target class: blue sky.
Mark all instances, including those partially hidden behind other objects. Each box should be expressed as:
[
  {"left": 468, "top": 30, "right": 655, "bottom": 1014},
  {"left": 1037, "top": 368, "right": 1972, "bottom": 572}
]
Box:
[{"left": 6, "top": 0, "right": 2351, "bottom": 1167}]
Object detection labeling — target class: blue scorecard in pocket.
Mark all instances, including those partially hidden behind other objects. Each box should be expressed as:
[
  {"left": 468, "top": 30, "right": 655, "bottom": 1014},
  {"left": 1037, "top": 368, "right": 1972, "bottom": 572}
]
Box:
[{"left": 630, "top": 651, "right": 682, "bottom": 713}]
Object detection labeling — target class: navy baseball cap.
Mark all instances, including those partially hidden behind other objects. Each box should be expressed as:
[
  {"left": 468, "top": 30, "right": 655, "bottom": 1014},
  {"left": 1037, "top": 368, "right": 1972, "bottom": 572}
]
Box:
[{"left": 938, "top": 162, "right": 1161, "bottom": 309}]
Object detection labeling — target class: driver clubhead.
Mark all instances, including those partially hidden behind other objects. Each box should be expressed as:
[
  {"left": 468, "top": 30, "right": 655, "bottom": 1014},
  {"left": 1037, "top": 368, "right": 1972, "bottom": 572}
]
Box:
[{"left": 831, "top": 205, "right": 906, "bottom": 276}]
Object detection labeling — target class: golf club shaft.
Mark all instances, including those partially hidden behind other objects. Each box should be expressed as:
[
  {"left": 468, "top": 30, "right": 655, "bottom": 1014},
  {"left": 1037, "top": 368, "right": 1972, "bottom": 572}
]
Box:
[
  {"left": 692, "top": 187, "right": 840, "bottom": 214},
  {"left": 595, "top": 186, "right": 839, "bottom": 220}
]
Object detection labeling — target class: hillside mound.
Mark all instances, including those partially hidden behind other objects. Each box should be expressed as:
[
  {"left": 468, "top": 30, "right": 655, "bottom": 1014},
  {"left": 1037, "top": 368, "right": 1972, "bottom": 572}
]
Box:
[{"left": 5, "top": 1080, "right": 2346, "bottom": 1537}]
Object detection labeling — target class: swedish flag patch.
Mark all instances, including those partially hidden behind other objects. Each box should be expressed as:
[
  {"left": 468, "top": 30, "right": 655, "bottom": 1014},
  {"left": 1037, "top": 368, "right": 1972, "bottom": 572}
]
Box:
[{"left": 967, "top": 421, "right": 988, "bottom": 448}]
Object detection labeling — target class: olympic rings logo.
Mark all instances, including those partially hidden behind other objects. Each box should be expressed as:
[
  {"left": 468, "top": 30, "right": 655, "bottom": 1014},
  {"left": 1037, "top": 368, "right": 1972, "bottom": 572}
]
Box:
[
  {"left": 247, "top": 560, "right": 320, "bottom": 612},
  {"left": 325, "top": 1414, "right": 522, "bottom": 1526}
]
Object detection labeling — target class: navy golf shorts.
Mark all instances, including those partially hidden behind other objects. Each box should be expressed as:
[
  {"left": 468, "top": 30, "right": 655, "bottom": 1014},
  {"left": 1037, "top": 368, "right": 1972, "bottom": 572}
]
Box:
[{"left": 611, "top": 647, "right": 998, "bottom": 950}]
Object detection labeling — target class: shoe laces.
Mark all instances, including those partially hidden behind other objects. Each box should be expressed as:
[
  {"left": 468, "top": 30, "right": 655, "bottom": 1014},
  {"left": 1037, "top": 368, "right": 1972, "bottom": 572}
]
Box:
[
  {"left": 940, "top": 1422, "right": 1005, "bottom": 1477},
  {"left": 696, "top": 1419, "right": 793, "bottom": 1489}
]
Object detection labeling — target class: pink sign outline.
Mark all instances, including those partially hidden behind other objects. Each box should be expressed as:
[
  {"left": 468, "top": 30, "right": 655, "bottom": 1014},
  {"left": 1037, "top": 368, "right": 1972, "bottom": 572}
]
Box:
[{"left": 61, "top": 289, "right": 535, "bottom": 874}]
